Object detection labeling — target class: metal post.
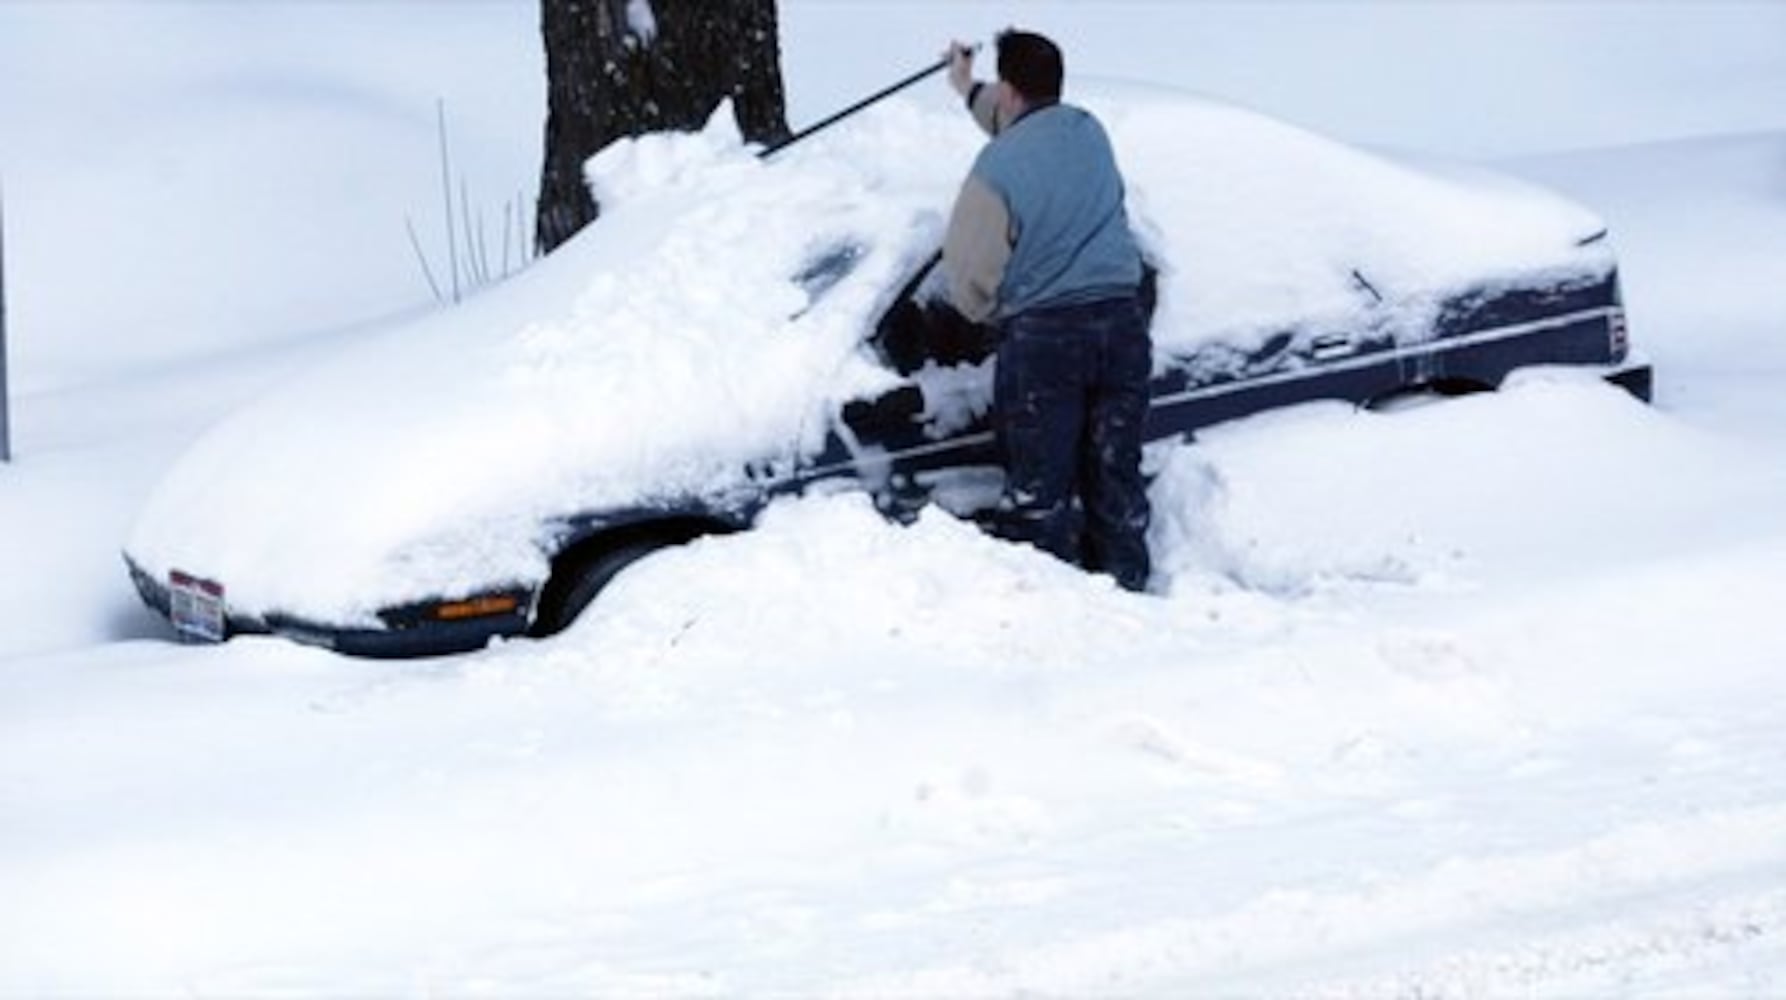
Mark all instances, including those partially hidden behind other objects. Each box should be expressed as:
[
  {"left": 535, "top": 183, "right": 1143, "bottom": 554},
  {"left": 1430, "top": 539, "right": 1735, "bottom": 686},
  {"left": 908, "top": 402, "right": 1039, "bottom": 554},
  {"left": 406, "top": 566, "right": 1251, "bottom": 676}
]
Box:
[{"left": 1, "top": 178, "right": 11, "bottom": 464}]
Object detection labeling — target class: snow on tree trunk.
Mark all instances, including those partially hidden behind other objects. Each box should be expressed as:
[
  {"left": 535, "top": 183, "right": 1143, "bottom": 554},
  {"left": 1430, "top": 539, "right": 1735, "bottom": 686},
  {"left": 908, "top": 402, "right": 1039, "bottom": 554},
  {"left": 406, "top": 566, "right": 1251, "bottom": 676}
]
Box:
[{"left": 535, "top": 0, "right": 791, "bottom": 254}]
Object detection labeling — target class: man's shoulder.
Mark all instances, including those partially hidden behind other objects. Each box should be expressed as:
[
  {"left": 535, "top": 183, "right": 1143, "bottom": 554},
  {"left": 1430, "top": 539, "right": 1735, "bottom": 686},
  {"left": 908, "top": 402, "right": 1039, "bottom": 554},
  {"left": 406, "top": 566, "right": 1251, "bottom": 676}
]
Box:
[
  {"left": 1008, "top": 103, "right": 1108, "bottom": 147},
  {"left": 1034, "top": 101, "right": 1102, "bottom": 127},
  {"left": 979, "top": 104, "right": 1105, "bottom": 163}
]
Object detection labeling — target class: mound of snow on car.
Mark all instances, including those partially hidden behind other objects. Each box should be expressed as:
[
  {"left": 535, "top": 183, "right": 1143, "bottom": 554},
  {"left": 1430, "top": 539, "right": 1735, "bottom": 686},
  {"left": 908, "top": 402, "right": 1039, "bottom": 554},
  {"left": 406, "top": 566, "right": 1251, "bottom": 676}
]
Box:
[{"left": 127, "top": 88, "right": 1617, "bottom": 628}]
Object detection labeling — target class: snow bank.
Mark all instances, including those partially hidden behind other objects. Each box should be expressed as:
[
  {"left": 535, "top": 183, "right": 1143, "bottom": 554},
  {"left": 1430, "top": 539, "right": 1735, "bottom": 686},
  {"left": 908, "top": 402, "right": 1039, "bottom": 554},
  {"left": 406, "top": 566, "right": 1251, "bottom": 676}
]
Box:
[
  {"left": 0, "top": 2, "right": 542, "bottom": 386},
  {"left": 16, "top": 372, "right": 1786, "bottom": 993}
]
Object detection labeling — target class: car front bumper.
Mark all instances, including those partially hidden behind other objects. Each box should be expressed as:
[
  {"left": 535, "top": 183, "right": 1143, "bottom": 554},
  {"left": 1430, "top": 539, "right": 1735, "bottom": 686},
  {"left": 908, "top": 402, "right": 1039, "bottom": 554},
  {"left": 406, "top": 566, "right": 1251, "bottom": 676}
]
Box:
[{"left": 125, "top": 556, "right": 532, "bottom": 658}]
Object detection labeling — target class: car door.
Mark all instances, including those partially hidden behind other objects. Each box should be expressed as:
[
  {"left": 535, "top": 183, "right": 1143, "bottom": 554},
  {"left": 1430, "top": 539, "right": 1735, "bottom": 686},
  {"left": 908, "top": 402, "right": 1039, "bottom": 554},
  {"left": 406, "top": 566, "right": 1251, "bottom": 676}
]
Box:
[{"left": 802, "top": 252, "right": 1003, "bottom": 518}]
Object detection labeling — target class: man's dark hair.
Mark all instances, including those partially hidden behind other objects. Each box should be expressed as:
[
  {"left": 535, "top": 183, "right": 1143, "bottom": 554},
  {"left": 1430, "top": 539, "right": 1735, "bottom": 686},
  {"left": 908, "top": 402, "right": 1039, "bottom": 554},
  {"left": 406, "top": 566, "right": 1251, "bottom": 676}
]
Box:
[{"left": 996, "top": 30, "right": 1064, "bottom": 104}]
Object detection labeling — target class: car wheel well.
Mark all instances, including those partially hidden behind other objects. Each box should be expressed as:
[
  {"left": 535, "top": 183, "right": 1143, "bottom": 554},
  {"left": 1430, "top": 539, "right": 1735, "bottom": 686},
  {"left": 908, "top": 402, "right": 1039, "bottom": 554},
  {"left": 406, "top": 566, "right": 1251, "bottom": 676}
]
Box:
[
  {"left": 530, "top": 516, "right": 734, "bottom": 638},
  {"left": 1366, "top": 376, "right": 1496, "bottom": 411}
]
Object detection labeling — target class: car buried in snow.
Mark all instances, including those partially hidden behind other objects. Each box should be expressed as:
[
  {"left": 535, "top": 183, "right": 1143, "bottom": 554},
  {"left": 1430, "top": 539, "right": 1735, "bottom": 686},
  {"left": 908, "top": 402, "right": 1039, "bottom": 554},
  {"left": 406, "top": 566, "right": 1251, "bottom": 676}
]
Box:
[{"left": 125, "top": 84, "right": 1650, "bottom": 657}]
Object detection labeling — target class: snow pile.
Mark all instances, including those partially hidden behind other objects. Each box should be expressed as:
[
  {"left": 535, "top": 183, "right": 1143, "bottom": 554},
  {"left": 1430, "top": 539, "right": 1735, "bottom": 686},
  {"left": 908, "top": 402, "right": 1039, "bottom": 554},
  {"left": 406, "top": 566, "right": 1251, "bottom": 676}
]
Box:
[
  {"left": 13, "top": 371, "right": 1786, "bottom": 993},
  {"left": 125, "top": 89, "right": 1611, "bottom": 626},
  {"left": 1100, "top": 91, "right": 1613, "bottom": 347},
  {"left": 124, "top": 105, "right": 967, "bottom": 623}
]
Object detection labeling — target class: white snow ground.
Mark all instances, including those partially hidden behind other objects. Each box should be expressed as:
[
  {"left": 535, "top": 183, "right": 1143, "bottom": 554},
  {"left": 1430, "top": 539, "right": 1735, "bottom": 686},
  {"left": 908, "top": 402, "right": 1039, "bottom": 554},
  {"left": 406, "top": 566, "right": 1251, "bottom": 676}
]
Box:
[{"left": 3, "top": 2, "right": 1785, "bottom": 994}]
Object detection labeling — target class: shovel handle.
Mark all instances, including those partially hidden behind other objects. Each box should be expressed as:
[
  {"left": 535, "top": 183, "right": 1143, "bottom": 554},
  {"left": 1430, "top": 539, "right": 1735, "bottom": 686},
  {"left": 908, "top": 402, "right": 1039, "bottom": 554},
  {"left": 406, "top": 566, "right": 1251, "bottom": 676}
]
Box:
[{"left": 760, "top": 46, "right": 978, "bottom": 159}]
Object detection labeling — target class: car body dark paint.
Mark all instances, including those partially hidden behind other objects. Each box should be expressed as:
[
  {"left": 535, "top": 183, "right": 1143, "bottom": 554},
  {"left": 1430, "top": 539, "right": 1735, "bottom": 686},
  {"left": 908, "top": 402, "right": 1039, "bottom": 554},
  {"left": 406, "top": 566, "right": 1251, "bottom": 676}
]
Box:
[
  {"left": 816, "top": 258, "right": 1645, "bottom": 489},
  {"left": 128, "top": 253, "right": 1649, "bottom": 658},
  {"left": 128, "top": 504, "right": 750, "bottom": 657}
]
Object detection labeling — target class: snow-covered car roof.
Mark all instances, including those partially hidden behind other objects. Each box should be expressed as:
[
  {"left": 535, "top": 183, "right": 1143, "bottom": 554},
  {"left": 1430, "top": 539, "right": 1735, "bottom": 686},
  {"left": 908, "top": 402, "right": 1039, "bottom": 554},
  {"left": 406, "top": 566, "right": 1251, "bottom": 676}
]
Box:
[{"left": 126, "top": 84, "right": 1613, "bottom": 628}]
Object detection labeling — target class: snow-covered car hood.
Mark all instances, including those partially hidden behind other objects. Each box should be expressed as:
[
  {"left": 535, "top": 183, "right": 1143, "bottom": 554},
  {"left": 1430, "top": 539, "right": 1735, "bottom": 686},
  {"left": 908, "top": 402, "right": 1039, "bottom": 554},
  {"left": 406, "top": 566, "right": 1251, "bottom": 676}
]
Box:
[{"left": 126, "top": 85, "right": 1613, "bottom": 626}]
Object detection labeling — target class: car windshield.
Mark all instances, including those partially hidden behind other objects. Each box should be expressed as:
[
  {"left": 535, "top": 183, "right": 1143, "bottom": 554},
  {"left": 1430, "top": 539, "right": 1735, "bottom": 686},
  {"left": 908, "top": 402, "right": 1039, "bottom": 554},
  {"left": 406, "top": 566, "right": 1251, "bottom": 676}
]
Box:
[{"left": 792, "top": 239, "right": 867, "bottom": 306}]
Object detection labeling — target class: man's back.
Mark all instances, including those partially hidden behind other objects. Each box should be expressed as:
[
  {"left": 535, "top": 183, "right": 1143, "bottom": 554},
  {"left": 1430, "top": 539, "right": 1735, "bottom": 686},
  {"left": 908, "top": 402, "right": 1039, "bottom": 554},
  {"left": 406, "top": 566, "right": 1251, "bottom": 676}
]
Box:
[
  {"left": 940, "top": 30, "right": 1154, "bottom": 593},
  {"left": 971, "top": 103, "right": 1142, "bottom": 319}
]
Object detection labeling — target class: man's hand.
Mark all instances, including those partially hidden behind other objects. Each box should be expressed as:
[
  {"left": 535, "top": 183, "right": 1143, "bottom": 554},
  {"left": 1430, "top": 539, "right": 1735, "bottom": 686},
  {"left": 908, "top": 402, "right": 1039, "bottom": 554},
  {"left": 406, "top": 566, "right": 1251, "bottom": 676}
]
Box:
[{"left": 945, "top": 40, "right": 976, "bottom": 98}]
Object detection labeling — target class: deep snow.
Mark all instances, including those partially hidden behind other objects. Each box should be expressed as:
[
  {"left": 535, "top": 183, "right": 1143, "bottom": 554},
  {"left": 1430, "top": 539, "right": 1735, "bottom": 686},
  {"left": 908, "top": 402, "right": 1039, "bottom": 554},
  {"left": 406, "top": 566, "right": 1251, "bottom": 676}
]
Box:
[{"left": 3, "top": 1, "right": 1786, "bottom": 994}]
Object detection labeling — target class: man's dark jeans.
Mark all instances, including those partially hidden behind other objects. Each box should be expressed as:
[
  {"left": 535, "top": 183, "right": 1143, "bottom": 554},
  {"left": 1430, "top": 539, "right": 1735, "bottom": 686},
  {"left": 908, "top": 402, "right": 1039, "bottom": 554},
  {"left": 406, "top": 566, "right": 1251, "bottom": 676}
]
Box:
[{"left": 992, "top": 295, "right": 1152, "bottom": 592}]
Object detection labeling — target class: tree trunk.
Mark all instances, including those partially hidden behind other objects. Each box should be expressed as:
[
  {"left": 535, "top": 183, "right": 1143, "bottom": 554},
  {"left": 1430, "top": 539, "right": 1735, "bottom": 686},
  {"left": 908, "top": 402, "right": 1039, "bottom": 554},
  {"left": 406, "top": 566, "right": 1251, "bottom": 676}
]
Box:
[{"left": 536, "top": 0, "right": 791, "bottom": 254}]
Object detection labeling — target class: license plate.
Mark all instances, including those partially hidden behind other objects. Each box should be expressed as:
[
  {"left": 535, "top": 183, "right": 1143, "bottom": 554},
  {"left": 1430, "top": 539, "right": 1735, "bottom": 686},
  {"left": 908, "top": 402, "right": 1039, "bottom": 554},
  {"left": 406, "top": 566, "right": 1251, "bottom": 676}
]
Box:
[{"left": 169, "top": 570, "right": 226, "bottom": 643}]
